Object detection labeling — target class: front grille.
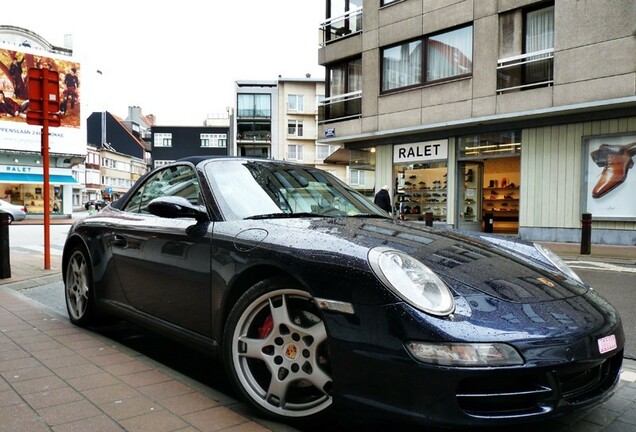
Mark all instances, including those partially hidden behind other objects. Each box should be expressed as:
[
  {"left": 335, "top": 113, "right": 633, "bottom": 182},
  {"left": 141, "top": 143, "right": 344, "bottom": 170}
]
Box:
[
  {"left": 456, "top": 351, "right": 622, "bottom": 419},
  {"left": 457, "top": 373, "right": 553, "bottom": 418},
  {"left": 560, "top": 351, "right": 623, "bottom": 404}
]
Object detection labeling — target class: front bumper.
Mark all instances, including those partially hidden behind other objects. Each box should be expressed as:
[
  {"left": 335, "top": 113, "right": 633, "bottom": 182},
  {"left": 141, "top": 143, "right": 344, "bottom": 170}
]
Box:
[{"left": 324, "top": 300, "right": 624, "bottom": 427}]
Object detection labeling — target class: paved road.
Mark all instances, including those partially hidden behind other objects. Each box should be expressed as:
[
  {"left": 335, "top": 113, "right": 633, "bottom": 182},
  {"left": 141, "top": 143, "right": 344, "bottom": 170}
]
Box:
[{"left": 569, "top": 262, "right": 636, "bottom": 360}]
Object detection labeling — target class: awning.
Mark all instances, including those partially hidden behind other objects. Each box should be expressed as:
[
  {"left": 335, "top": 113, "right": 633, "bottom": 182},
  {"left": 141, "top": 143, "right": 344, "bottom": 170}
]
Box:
[
  {"left": 323, "top": 147, "right": 351, "bottom": 165},
  {"left": 0, "top": 173, "right": 78, "bottom": 184}
]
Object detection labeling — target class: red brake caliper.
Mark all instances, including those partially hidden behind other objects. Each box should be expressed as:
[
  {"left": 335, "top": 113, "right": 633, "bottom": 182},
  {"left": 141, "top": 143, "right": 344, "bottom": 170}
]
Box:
[{"left": 258, "top": 315, "right": 273, "bottom": 338}]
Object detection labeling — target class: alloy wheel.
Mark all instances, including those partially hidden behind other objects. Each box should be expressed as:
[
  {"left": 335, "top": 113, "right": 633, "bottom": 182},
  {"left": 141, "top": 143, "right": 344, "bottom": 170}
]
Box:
[{"left": 230, "top": 288, "right": 332, "bottom": 418}]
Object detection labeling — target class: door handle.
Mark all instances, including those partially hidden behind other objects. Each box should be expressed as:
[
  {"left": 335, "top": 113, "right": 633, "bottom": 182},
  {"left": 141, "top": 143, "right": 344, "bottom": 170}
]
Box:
[{"left": 111, "top": 234, "right": 127, "bottom": 247}]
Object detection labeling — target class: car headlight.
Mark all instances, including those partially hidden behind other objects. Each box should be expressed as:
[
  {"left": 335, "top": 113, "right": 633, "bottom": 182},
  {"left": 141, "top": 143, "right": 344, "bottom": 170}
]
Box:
[
  {"left": 368, "top": 247, "right": 455, "bottom": 316},
  {"left": 534, "top": 243, "right": 583, "bottom": 284},
  {"left": 406, "top": 341, "right": 524, "bottom": 367}
]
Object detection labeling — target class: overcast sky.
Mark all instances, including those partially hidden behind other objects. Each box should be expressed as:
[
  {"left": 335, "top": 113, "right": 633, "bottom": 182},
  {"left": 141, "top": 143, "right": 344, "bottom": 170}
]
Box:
[{"left": 4, "top": 1, "right": 325, "bottom": 125}]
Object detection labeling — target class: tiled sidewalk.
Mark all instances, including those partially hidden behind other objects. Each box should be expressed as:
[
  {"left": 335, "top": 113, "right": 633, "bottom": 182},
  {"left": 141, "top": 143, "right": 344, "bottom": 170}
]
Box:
[
  {"left": 1, "top": 287, "right": 636, "bottom": 432},
  {"left": 0, "top": 288, "right": 276, "bottom": 432}
]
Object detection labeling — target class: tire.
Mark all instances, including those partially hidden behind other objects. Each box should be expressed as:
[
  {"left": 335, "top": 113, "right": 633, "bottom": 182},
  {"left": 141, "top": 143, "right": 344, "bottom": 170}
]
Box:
[
  {"left": 64, "top": 246, "right": 97, "bottom": 327},
  {"left": 223, "top": 278, "right": 333, "bottom": 425}
]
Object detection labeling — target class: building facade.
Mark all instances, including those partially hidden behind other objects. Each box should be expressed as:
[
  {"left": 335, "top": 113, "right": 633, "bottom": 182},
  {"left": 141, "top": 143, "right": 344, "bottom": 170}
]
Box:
[
  {"left": 275, "top": 77, "right": 346, "bottom": 179},
  {"left": 0, "top": 26, "right": 84, "bottom": 216},
  {"left": 151, "top": 125, "right": 231, "bottom": 168},
  {"left": 317, "top": 0, "right": 636, "bottom": 245},
  {"left": 234, "top": 80, "right": 278, "bottom": 159},
  {"left": 234, "top": 77, "right": 347, "bottom": 181},
  {"left": 86, "top": 111, "right": 151, "bottom": 201}
]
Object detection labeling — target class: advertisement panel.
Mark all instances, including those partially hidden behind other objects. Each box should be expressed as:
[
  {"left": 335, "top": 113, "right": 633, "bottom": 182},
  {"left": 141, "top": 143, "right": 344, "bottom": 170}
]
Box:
[
  {"left": 582, "top": 133, "right": 636, "bottom": 221},
  {"left": 0, "top": 46, "right": 81, "bottom": 154}
]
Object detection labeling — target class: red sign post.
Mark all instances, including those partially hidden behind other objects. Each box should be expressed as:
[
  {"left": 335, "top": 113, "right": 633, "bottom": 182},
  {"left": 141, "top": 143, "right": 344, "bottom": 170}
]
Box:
[{"left": 27, "top": 68, "right": 61, "bottom": 270}]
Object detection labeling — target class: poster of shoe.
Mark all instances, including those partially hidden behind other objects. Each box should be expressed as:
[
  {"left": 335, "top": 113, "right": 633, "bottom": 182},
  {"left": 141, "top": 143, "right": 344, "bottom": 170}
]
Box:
[{"left": 584, "top": 134, "right": 636, "bottom": 220}]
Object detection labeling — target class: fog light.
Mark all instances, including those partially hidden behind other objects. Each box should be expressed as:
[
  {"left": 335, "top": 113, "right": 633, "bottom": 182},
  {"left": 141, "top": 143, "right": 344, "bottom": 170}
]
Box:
[{"left": 406, "top": 341, "right": 524, "bottom": 367}]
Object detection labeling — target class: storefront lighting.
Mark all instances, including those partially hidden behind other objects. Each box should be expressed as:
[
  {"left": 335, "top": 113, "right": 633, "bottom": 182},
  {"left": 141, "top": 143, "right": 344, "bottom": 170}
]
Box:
[
  {"left": 464, "top": 144, "right": 497, "bottom": 150},
  {"left": 13, "top": 158, "right": 19, "bottom": 163},
  {"left": 36, "top": 160, "right": 41, "bottom": 164},
  {"left": 482, "top": 148, "right": 520, "bottom": 154}
]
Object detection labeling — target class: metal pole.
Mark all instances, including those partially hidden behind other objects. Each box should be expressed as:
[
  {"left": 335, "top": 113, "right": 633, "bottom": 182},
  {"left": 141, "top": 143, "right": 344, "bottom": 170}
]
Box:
[
  {"left": 425, "top": 212, "right": 433, "bottom": 227},
  {"left": 0, "top": 212, "right": 10, "bottom": 278},
  {"left": 42, "top": 74, "right": 51, "bottom": 270},
  {"left": 580, "top": 212, "right": 592, "bottom": 255}
]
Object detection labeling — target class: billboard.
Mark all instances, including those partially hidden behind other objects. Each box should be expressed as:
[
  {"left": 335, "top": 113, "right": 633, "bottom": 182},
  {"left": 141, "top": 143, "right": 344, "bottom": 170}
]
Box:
[
  {"left": 582, "top": 133, "right": 636, "bottom": 221},
  {"left": 0, "top": 46, "right": 82, "bottom": 154}
]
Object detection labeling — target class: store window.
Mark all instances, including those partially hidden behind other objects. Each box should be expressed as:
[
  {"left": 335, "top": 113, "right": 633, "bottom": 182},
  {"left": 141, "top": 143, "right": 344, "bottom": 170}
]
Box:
[
  {"left": 6, "top": 184, "right": 62, "bottom": 214},
  {"left": 458, "top": 131, "right": 522, "bottom": 234},
  {"left": 381, "top": 25, "right": 473, "bottom": 92},
  {"left": 458, "top": 130, "right": 521, "bottom": 158},
  {"left": 393, "top": 140, "right": 449, "bottom": 222},
  {"left": 395, "top": 162, "right": 448, "bottom": 222}
]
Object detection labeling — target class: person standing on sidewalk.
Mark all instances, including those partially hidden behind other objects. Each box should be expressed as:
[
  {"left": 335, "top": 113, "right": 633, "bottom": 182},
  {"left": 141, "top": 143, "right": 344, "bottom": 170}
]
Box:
[{"left": 374, "top": 185, "right": 392, "bottom": 215}]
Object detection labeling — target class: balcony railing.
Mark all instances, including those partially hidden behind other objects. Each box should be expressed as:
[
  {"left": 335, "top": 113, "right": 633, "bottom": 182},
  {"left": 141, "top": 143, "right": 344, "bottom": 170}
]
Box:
[
  {"left": 318, "top": 91, "right": 362, "bottom": 124},
  {"left": 237, "top": 130, "right": 271, "bottom": 142},
  {"left": 319, "top": 8, "right": 363, "bottom": 46},
  {"left": 497, "top": 48, "right": 554, "bottom": 93}
]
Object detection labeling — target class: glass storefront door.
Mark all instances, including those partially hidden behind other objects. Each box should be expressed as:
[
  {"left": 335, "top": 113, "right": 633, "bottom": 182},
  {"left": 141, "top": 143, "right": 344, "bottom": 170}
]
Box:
[{"left": 457, "top": 162, "right": 482, "bottom": 231}]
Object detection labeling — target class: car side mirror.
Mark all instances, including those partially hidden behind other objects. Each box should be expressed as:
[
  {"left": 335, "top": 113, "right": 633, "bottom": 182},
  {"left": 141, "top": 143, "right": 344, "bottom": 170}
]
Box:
[{"left": 147, "top": 196, "right": 208, "bottom": 222}]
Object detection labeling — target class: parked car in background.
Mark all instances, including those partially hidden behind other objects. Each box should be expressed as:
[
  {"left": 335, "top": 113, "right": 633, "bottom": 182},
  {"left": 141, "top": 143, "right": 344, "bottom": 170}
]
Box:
[
  {"left": 83, "top": 199, "right": 106, "bottom": 211},
  {"left": 0, "top": 199, "right": 27, "bottom": 223},
  {"left": 62, "top": 157, "right": 624, "bottom": 429}
]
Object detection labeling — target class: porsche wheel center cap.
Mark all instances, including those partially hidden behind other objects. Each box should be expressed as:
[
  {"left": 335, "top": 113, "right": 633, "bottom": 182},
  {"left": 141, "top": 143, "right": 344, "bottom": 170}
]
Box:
[{"left": 284, "top": 343, "right": 298, "bottom": 360}]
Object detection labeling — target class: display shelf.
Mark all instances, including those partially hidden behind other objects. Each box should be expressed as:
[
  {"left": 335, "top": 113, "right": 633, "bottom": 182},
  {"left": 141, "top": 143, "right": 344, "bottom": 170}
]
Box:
[
  {"left": 397, "top": 167, "right": 447, "bottom": 221},
  {"left": 482, "top": 185, "right": 519, "bottom": 222}
]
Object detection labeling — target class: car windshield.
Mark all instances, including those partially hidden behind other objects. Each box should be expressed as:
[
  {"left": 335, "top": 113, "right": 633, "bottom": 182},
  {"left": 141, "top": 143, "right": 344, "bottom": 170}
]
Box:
[{"left": 204, "top": 160, "right": 387, "bottom": 220}]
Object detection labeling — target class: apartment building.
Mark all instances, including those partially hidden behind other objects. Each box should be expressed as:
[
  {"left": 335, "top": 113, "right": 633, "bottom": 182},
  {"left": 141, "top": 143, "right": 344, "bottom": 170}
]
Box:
[
  {"left": 317, "top": 0, "right": 636, "bottom": 245},
  {"left": 235, "top": 78, "right": 346, "bottom": 181}
]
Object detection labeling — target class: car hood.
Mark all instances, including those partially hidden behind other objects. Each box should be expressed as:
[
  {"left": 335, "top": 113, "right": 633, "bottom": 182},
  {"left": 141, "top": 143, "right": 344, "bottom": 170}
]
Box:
[{"left": 261, "top": 216, "right": 588, "bottom": 304}]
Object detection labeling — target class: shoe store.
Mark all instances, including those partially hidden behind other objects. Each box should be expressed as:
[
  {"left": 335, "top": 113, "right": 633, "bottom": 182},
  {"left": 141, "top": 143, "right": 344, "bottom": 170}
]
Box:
[
  {"left": 393, "top": 140, "right": 448, "bottom": 223},
  {"left": 370, "top": 114, "right": 636, "bottom": 245},
  {"left": 456, "top": 130, "right": 521, "bottom": 235},
  {"left": 391, "top": 131, "right": 521, "bottom": 234}
]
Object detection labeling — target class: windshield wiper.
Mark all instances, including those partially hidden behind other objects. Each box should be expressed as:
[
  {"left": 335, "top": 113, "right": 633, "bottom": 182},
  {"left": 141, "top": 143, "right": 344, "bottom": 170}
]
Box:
[{"left": 245, "top": 212, "right": 330, "bottom": 220}]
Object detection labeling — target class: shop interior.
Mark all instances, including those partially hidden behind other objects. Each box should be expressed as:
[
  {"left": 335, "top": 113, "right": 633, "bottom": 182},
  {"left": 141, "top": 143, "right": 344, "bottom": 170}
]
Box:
[
  {"left": 481, "top": 157, "right": 520, "bottom": 234},
  {"left": 3, "top": 184, "right": 62, "bottom": 214},
  {"left": 395, "top": 162, "right": 448, "bottom": 222}
]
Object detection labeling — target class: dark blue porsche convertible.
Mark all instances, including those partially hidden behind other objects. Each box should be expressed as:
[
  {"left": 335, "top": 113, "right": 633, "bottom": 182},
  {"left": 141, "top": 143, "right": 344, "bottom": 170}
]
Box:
[{"left": 62, "top": 157, "right": 624, "bottom": 428}]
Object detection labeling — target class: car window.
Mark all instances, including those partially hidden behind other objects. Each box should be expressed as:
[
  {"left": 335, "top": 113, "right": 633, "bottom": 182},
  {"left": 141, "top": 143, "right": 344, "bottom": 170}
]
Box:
[
  {"left": 205, "top": 160, "right": 384, "bottom": 220},
  {"left": 123, "top": 165, "right": 201, "bottom": 214}
]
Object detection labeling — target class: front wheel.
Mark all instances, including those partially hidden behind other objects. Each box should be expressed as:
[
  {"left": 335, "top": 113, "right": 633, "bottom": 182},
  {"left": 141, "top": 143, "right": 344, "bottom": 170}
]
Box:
[
  {"left": 223, "top": 279, "right": 333, "bottom": 424},
  {"left": 64, "top": 246, "right": 97, "bottom": 327}
]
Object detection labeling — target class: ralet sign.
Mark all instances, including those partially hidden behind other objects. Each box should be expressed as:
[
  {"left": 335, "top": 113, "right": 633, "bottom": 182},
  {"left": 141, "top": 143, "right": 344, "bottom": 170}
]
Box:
[{"left": 393, "top": 140, "right": 448, "bottom": 163}]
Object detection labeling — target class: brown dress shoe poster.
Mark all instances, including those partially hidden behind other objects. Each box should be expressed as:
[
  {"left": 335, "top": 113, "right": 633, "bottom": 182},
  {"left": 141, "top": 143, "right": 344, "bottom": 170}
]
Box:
[{"left": 584, "top": 135, "right": 636, "bottom": 220}]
